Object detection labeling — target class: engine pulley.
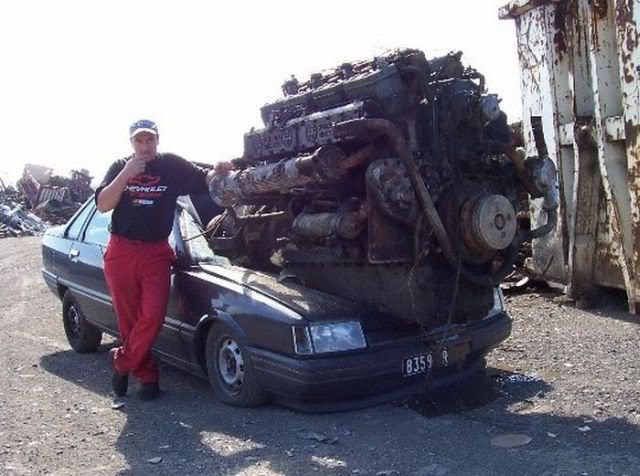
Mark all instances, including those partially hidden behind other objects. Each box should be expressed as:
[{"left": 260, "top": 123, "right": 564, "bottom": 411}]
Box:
[{"left": 461, "top": 194, "right": 517, "bottom": 253}]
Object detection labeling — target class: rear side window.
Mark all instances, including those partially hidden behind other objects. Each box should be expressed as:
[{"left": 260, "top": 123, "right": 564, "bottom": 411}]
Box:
[
  {"left": 83, "top": 209, "right": 112, "bottom": 247},
  {"left": 65, "top": 203, "right": 94, "bottom": 240}
]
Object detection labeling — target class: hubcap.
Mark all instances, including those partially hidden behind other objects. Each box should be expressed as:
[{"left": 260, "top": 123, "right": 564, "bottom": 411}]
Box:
[
  {"left": 68, "top": 305, "right": 81, "bottom": 337},
  {"left": 218, "top": 337, "right": 244, "bottom": 393}
]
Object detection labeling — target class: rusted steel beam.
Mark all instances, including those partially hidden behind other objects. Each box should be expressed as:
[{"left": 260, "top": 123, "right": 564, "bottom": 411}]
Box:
[
  {"left": 564, "top": 2, "right": 602, "bottom": 306},
  {"left": 586, "top": 0, "right": 636, "bottom": 312},
  {"left": 512, "top": 1, "right": 573, "bottom": 284},
  {"left": 615, "top": 0, "right": 640, "bottom": 312}
]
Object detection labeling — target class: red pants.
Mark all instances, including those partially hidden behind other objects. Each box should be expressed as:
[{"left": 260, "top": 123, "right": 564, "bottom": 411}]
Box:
[{"left": 103, "top": 235, "right": 175, "bottom": 384}]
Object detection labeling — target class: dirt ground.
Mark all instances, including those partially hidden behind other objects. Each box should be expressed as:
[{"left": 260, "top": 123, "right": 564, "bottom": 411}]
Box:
[{"left": 1, "top": 236, "right": 639, "bottom": 476}]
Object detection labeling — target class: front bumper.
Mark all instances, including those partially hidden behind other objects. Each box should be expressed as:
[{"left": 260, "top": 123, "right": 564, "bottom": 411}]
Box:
[{"left": 250, "top": 311, "right": 512, "bottom": 412}]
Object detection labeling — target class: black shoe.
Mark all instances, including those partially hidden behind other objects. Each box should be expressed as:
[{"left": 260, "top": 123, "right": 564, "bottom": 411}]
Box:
[
  {"left": 111, "top": 370, "right": 129, "bottom": 397},
  {"left": 138, "top": 382, "right": 160, "bottom": 401}
]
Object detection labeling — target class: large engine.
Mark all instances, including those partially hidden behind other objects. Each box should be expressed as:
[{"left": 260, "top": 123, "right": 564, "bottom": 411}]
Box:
[{"left": 207, "top": 49, "right": 557, "bottom": 325}]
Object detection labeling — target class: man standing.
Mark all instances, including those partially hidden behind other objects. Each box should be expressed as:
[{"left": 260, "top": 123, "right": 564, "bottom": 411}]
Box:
[{"left": 95, "top": 119, "right": 228, "bottom": 400}]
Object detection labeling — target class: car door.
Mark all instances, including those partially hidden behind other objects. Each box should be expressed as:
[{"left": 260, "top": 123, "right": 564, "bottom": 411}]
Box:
[
  {"left": 149, "top": 210, "right": 191, "bottom": 365},
  {"left": 67, "top": 205, "right": 116, "bottom": 331},
  {"left": 50, "top": 200, "right": 94, "bottom": 285},
  {"left": 171, "top": 205, "right": 230, "bottom": 365},
  {"left": 68, "top": 203, "right": 192, "bottom": 365}
]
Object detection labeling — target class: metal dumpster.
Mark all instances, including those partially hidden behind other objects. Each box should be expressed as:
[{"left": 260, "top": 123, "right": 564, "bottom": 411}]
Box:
[{"left": 500, "top": 0, "right": 640, "bottom": 313}]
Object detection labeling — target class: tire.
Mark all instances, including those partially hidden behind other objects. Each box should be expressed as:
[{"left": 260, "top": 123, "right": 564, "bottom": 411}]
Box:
[
  {"left": 205, "top": 321, "right": 267, "bottom": 407},
  {"left": 62, "top": 291, "right": 102, "bottom": 353}
]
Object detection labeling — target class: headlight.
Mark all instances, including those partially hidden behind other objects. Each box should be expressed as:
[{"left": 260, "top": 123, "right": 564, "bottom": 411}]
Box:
[
  {"left": 292, "top": 326, "right": 313, "bottom": 355},
  {"left": 292, "top": 321, "right": 367, "bottom": 355},
  {"left": 310, "top": 321, "right": 367, "bottom": 354}
]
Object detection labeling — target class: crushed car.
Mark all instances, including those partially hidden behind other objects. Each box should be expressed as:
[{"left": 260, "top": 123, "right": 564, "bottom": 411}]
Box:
[
  {"left": 42, "top": 195, "right": 513, "bottom": 411},
  {"left": 41, "top": 49, "right": 557, "bottom": 410}
]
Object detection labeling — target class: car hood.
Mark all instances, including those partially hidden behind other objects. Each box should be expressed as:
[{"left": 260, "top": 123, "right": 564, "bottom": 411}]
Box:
[
  {"left": 197, "top": 263, "right": 372, "bottom": 321},
  {"left": 44, "top": 225, "right": 65, "bottom": 238}
]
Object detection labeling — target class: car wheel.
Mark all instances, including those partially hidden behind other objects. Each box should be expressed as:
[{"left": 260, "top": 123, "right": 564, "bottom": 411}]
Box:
[
  {"left": 62, "top": 291, "right": 102, "bottom": 353},
  {"left": 205, "top": 321, "right": 267, "bottom": 407}
]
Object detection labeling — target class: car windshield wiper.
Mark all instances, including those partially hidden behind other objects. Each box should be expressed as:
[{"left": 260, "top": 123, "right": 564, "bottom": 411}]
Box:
[
  {"left": 183, "top": 213, "right": 226, "bottom": 243},
  {"left": 183, "top": 231, "right": 208, "bottom": 242}
]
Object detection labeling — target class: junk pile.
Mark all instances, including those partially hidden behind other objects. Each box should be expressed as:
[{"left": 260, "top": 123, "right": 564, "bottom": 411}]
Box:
[
  {"left": 0, "top": 164, "right": 94, "bottom": 238},
  {"left": 0, "top": 201, "right": 47, "bottom": 238}
]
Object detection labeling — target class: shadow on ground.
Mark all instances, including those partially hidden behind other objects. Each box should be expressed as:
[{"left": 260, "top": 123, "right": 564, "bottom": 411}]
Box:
[
  {"left": 40, "top": 346, "right": 640, "bottom": 476},
  {"left": 504, "top": 281, "right": 639, "bottom": 326},
  {"left": 400, "top": 367, "right": 548, "bottom": 417}
]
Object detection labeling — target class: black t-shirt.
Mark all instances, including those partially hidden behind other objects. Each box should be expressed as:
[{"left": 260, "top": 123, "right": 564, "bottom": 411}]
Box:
[{"left": 95, "top": 153, "right": 208, "bottom": 242}]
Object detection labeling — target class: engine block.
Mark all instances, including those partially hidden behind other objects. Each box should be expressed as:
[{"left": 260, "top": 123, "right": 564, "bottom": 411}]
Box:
[{"left": 207, "top": 49, "right": 557, "bottom": 324}]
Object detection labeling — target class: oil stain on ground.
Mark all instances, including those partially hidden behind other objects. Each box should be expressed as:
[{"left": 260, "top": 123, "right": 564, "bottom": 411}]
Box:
[{"left": 400, "top": 368, "right": 549, "bottom": 418}]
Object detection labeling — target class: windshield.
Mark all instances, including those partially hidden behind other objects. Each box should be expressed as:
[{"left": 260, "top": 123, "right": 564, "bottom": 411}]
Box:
[{"left": 179, "top": 208, "right": 228, "bottom": 265}]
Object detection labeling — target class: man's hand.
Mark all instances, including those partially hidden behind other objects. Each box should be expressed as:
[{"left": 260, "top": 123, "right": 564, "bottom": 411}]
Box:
[
  {"left": 121, "top": 157, "right": 146, "bottom": 180},
  {"left": 96, "top": 158, "right": 146, "bottom": 212},
  {"left": 206, "top": 161, "right": 234, "bottom": 186},
  {"left": 214, "top": 161, "right": 233, "bottom": 176}
]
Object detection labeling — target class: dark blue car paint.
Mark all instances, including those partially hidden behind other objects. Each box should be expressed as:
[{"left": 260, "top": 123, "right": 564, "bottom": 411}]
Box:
[{"left": 41, "top": 199, "right": 512, "bottom": 411}]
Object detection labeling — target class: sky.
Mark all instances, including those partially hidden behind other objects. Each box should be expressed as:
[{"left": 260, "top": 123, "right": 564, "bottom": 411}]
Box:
[{"left": 0, "top": 0, "right": 520, "bottom": 187}]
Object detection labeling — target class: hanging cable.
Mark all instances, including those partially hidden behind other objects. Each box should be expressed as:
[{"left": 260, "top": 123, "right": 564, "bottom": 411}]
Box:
[{"left": 420, "top": 232, "right": 464, "bottom": 393}]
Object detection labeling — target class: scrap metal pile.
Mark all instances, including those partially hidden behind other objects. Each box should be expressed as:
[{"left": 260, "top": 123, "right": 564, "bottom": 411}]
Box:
[
  {"left": 207, "top": 49, "right": 559, "bottom": 324},
  {"left": 0, "top": 184, "right": 45, "bottom": 238},
  {"left": 0, "top": 165, "right": 94, "bottom": 238}
]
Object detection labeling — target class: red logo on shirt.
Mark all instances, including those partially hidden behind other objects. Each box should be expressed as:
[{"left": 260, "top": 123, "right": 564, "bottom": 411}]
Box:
[
  {"left": 126, "top": 175, "right": 167, "bottom": 203},
  {"left": 129, "top": 175, "right": 161, "bottom": 186}
]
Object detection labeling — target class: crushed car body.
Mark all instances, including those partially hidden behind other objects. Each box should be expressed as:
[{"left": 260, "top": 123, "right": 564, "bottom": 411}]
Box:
[
  {"left": 41, "top": 48, "right": 557, "bottom": 410},
  {"left": 41, "top": 196, "right": 510, "bottom": 411}
]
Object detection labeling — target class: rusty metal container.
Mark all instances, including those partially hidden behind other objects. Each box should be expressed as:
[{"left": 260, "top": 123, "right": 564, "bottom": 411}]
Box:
[{"left": 500, "top": 0, "right": 640, "bottom": 312}]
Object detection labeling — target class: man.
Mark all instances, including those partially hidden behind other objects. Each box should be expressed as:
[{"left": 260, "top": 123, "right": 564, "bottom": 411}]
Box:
[{"left": 95, "top": 119, "right": 230, "bottom": 400}]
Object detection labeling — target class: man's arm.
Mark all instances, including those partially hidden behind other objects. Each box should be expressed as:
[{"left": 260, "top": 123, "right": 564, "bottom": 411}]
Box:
[
  {"left": 173, "top": 157, "right": 233, "bottom": 195},
  {"left": 96, "top": 158, "right": 146, "bottom": 212}
]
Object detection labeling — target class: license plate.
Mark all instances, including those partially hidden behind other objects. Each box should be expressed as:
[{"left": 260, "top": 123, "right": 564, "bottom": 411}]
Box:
[{"left": 402, "top": 344, "right": 470, "bottom": 377}]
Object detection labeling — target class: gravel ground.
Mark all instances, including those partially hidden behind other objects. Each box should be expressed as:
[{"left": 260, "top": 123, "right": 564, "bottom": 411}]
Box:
[{"left": 1, "top": 236, "right": 639, "bottom": 476}]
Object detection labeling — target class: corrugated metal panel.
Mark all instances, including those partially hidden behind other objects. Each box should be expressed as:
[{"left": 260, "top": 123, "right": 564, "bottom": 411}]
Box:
[{"left": 36, "top": 186, "right": 69, "bottom": 205}]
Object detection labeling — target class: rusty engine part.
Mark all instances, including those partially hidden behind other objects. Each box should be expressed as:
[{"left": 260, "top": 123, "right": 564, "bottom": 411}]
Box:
[{"left": 208, "top": 49, "right": 557, "bottom": 324}]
